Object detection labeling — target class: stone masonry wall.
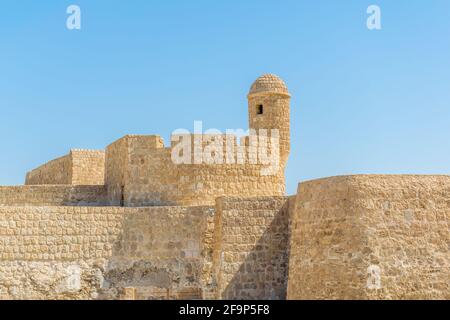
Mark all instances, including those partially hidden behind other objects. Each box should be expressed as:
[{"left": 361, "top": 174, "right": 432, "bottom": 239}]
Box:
[
  {"left": 0, "top": 205, "right": 215, "bottom": 300},
  {"left": 0, "top": 185, "right": 108, "bottom": 206},
  {"left": 25, "top": 150, "right": 105, "bottom": 186},
  {"left": 104, "top": 136, "right": 129, "bottom": 206},
  {"left": 70, "top": 150, "right": 105, "bottom": 185},
  {"left": 25, "top": 154, "right": 72, "bottom": 185},
  {"left": 105, "top": 135, "right": 286, "bottom": 207},
  {"left": 213, "top": 197, "right": 291, "bottom": 300},
  {"left": 287, "top": 175, "right": 450, "bottom": 300}
]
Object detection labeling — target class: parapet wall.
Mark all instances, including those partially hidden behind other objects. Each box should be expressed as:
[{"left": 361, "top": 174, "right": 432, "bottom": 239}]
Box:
[
  {"left": 0, "top": 185, "right": 108, "bottom": 206},
  {"left": 0, "top": 205, "right": 215, "bottom": 300},
  {"left": 287, "top": 175, "right": 450, "bottom": 300},
  {"left": 25, "top": 154, "right": 72, "bottom": 185},
  {"left": 25, "top": 150, "right": 105, "bottom": 186},
  {"left": 105, "top": 135, "right": 286, "bottom": 207}
]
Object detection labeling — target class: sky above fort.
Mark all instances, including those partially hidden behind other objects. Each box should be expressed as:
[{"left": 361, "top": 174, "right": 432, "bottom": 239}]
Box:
[{"left": 0, "top": 0, "right": 449, "bottom": 194}]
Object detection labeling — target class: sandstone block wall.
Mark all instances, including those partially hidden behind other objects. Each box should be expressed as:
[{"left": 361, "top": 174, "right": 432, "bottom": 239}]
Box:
[
  {"left": 287, "top": 175, "right": 450, "bottom": 300},
  {"left": 0, "top": 174, "right": 448, "bottom": 300},
  {"left": 105, "top": 135, "right": 286, "bottom": 207},
  {"left": 70, "top": 150, "right": 105, "bottom": 185},
  {"left": 213, "top": 197, "right": 291, "bottom": 300},
  {"left": 25, "top": 150, "right": 105, "bottom": 186},
  {"left": 25, "top": 154, "right": 72, "bottom": 185},
  {"left": 0, "top": 205, "right": 215, "bottom": 300},
  {"left": 0, "top": 185, "right": 108, "bottom": 206},
  {"left": 104, "top": 135, "right": 129, "bottom": 205}
]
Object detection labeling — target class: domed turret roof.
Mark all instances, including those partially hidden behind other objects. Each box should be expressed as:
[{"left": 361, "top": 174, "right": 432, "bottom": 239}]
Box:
[{"left": 248, "top": 74, "right": 290, "bottom": 97}]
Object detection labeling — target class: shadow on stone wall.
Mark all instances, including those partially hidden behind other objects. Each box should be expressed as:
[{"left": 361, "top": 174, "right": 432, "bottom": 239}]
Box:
[{"left": 219, "top": 199, "right": 291, "bottom": 300}]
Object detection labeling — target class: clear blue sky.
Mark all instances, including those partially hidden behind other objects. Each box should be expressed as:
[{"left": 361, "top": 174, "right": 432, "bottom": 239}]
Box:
[{"left": 0, "top": 0, "right": 449, "bottom": 194}]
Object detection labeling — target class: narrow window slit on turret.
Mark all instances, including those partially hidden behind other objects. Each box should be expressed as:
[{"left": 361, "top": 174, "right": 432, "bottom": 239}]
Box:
[{"left": 257, "top": 105, "right": 264, "bottom": 115}]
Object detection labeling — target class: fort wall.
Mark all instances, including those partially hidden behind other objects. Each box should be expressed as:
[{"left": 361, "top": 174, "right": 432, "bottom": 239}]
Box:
[
  {"left": 0, "top": 196, "right": 293, "bottom": 300},
  {"left": 3, "top": 74, "right": 449, "bottom": 300},
  {"left": 25, "top": 150, "right": 105, "bottom": 186},
  {"left": 248, "top": 92, "right": 290, "bottom": 163},
  {"left": 70, "top": 150, "right": 105, "bottom": 185},
  {"left": 0, "top": 205, "right": 215, "bottom": 300},
  {"left": 213, "top": 197, "right": 291, "bottom": 300},
  {"left": 105, "top": 135, "right": 286, "bottom": 207},
  {"left": 287, "top": 175, "right": 450, "bottom": 300},
  {"left": 0, "top": 185, "right": 108, "bottom": 206},
  {"left": 25, "top": 154, "right": 72, "bottom": 185}
]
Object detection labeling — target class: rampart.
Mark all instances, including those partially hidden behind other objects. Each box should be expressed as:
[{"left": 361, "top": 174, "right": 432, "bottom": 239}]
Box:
[
  {"left": 0, "top": 205, "right": 215, "bottom": 300},
  {"left": 0, "top": 175, "right": 448, "bottom": 300},
  {"left": 0, "top": 185, "right": 108, "bottom": 206},
  {"left": 287, "top": 175, "right": 450, "bottom": 300},
  {"left": 25, "top": 150, "right": 105, "bottom": 186},
  {"left": 105, "top": 135, "right": 286, "bottom": 207}
]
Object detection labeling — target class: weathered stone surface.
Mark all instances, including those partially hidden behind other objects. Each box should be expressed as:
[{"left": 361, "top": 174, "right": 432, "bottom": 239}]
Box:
[
  {"left": 0, "top": 185, "right": 108, "bottom": 206},
  {"left": 213, "top": 197, "right": 292, "bottom": 300},
  {"left": 0, "top": 205, "right": 215, "bottom": 300},
  {"left": 287, "top": 175, "right": 450, "bottom": 300},
  {"left": 26, "top": 150, "right": 105, "bottom": 186},
  {"left": 27, "top": 74, "right": 291, "bottom": 207},
  {"left": 0, "top": 75, "right": 448, "bottom": 300}
]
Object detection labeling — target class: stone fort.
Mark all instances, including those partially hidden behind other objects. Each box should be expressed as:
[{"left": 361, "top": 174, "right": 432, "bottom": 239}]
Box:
[{"left": 0, "top": 74, "right": 448, "bottom": 300}]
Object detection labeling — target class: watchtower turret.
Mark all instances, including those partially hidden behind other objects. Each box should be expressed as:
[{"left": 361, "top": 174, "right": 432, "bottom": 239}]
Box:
[{"left": 248, "top": 74, "right": 291, "bottom": 163}]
